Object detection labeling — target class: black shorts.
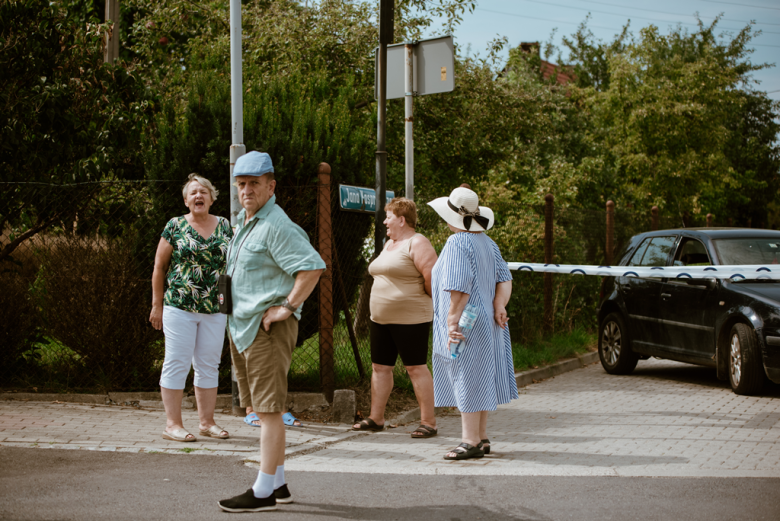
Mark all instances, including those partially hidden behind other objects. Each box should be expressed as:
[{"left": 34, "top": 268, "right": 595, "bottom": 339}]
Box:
[{"left": 370, "top": 320, "right": 431, "bottom": 367}]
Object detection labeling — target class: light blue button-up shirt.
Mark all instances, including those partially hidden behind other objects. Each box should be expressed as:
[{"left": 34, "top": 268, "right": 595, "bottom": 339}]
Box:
[{"left": 226, "top": 195, "right": 325, "bottom": 353}]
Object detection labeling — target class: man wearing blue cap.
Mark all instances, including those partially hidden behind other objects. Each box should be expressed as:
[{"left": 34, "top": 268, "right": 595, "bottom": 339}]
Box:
[{"left": 219, "top": 151, "right": 325, "bottom": 513}]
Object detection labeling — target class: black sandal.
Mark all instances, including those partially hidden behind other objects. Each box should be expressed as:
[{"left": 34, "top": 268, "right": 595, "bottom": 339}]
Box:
[
  {"left": 351, "top": 418, "right": 384, "bottom": 432},
  {"left": 411, "top": 424, "right": 438, "bottom": 438},
  {"left": 443, "top": 442, "right": 484, "bottom": 460},
  {"left": 480, "top": 439, "right": 490, "bottom": 455}
]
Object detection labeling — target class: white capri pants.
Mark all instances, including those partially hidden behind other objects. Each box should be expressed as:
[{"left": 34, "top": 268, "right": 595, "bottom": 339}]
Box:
[{"left": 160, "top": 306, "right": 228, "bottom": 390}]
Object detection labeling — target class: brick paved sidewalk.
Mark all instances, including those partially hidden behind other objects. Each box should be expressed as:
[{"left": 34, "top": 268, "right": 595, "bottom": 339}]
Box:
[
  {"left": 2, "top": 359, "right": 779, "bottom": 478},
  {"left": 0, "top": 401, "right": 360, "bottom": 457},
  {"left": 282, "top": 359, "right": 780, "bottom": 478}
]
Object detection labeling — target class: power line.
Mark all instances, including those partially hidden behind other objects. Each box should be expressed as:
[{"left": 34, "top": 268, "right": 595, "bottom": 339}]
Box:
[
  {"left": 474, "top": 7, "right": 780, "bottom": 48},
  {"left": 579, "top": 0, "right": 780, "bottom": 26},
  {"left": 701, "top": 0, "right": 780, "bottom": 11},
  {"left": 511, "top": 0, "right": 780, "bottom": 35},
  {"left": 476, "top": 7, "right": 620, "bottom": 31}
]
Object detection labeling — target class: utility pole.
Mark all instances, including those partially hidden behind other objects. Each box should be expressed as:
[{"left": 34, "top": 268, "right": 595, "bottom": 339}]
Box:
[
  {"left": 103, "top": 0, "right": 120, "bottom": 64},
  {"left": 229, "top": 0, "right": 245, "bottom": 417},
  {"left": 375, "top": 0, "right": 393, "bottom": 255}
]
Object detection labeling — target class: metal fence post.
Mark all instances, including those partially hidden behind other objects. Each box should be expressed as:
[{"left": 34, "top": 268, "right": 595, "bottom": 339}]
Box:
[
  {"left": 651, "top": 205, "right": 659, "bottom": 231},
  {"left": 317, "top": 163, "right": 335, "bottom": 403},
  {"left": 543, "top": 193, "right": 554, "bottom": 334},
  {"left": 707, "top": 213, "right": 714, "bottom": 227},
  {"left": 606, "top": 200, "right": 614, "bottom": 265}
]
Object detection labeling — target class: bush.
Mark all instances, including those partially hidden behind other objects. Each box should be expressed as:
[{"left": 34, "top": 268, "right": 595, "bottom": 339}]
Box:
[
  {"left": 0, "top": 260, "right": 42, "bottom": 375},
  {"left": 35, "top": 235, "right": 163, "bottom": 391}
]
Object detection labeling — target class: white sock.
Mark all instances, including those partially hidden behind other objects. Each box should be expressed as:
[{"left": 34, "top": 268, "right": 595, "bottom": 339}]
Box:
[
  {"left": 251, "top": 471, "right": 275, "bottom": 499},
  {"left": 273, "top": 465, "right": 285, "bottom": 489}
]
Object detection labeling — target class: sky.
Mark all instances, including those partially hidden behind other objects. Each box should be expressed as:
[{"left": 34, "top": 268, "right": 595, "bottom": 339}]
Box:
[{"left": 421, "top": 0, "right": 780, "bottom": 101}]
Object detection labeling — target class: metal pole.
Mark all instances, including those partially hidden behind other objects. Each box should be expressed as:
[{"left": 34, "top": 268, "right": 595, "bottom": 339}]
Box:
[
  {"left": 375, "top": 41, "right": 387, "bottom": 256},
  {"left": 404, "top": 43, "right": 414, "bottom": 201},
  {"left": 229, "top": 0, "right": 245, "bottom": 417},
  {"left": 103, "top": 0, "right": 120, "bottom": 64},
  {"left": 543, "top": 193, "right": 554, "bottom": 334},
  {"left": 606, "top": 200, "right": 614, "bottom": 265},
  {"left": 375, "top": 0, "right": 393, "bottom": 256}
]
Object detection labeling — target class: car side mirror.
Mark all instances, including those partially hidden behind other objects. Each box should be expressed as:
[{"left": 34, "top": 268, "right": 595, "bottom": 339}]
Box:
[{"left": 685, "top": 277, "right": 717, "bottom": 289}]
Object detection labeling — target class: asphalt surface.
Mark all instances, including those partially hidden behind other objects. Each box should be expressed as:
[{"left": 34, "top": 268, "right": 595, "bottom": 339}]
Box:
[{"left": 1, "top": 447, "right": 778, "bottom": 521}]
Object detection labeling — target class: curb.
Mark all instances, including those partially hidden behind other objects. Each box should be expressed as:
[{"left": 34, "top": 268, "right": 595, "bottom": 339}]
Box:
[
  {"left": 387, "top": 350, "right": 600, "bottom": 425},
  {"left": 0, "top": 392, "right": 329, "bottom": 412},
  {"left": 514, "top": 350, "right": 600, "bottom": 388}
]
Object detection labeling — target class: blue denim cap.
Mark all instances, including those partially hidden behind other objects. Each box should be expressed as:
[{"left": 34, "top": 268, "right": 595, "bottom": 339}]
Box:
[{"left": 233, "top": 151, "right": 274, "bottom": 177}]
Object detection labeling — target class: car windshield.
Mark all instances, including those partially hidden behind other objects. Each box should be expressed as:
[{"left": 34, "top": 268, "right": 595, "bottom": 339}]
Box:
[{"left": 713, "top": 238, "right": 780, "bottom": 265}]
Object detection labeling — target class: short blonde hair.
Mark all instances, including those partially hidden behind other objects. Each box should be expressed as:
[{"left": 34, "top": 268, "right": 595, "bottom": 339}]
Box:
[
  {"left": 385, "top": 197, "right": 417, "bottom": 229},
  {"left": 182, "top": 173, "right": 218, "bottom": 201}
]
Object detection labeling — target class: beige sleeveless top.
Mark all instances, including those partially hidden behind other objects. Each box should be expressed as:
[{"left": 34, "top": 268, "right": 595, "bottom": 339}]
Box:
[{"left": 368, "top": 234, "right": 433, "bottom": 325}]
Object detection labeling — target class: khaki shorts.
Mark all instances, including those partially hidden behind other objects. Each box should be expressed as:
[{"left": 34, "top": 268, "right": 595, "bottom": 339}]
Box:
[{"left": 229, "top": 315, "right": 298, "bottom": 413}]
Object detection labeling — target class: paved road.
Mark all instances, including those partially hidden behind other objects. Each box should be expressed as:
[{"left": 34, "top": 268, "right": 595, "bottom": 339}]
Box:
[
  {"left": 1, "top": 447, "right": 779, "bottom": 521},
  {"left": 1, "top": 358, "right": 779, "bottom": 519}
]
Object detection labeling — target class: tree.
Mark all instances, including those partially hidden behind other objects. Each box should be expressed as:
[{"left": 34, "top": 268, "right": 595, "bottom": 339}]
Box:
[
  {"left": 719, "top": 91, "right": 780, "bottom": 228},
  {"left": 0, "top": 0, "right": 154, "bottom": 262},
  {"left": 569, "top": 19, "right": 777, "bottom": 220}
]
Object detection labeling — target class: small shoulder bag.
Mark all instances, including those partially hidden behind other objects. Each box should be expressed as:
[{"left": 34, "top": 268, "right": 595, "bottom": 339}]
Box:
[{"left": 218, "top": 220, "right": 257, "bottom": 314}]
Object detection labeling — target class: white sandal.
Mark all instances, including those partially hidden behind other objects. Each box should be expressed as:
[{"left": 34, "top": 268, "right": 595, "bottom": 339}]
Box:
[
  {"left": 162, "top": 428, "right": 197, "bottom": 442},
  {"left": 199, "top": 425, "right": 229, "bottom": 439}
]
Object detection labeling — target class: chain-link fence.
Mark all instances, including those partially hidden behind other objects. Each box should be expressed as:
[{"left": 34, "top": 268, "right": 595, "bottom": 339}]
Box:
[
  {"left": 0, "top": 179, "right": 327, "bottom": 395},
  {"left": 0, "top": 176, "right": 738, "bottom": 395}
]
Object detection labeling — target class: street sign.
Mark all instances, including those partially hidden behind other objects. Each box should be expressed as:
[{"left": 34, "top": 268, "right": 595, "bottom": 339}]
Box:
[
  {"left": 339, "top": 185, "right": 395, "bottom": 213},
  {"left": 375, "top": 35, "right": 455, "bottom": 100}
]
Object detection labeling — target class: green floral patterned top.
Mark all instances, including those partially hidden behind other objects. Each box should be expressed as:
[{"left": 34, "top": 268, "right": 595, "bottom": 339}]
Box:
[{"left": 162, "top": 216, "right": 234, "bottom": 314}]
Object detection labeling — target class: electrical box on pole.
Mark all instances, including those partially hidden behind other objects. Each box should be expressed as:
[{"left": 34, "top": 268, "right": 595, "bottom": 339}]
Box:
[{"left": 375, "top": 36, "right": 455, "bottom": 201}]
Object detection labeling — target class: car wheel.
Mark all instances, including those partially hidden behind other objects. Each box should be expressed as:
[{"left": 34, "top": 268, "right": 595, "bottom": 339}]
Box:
[
  {"left": 599, "top": 312, "right": 639, "bottom": 375},
  {"left": 728, "top": 323, "right": 764, "bottom": 395}
]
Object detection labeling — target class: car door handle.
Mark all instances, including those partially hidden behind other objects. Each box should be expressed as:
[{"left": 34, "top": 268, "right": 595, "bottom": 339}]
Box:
[{"left": 661, "top": 293, "right": 671, "bottom": 299}]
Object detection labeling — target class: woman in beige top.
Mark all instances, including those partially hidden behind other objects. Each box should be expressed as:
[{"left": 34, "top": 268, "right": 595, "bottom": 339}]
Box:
[{"left": 352, "top": 197, "right": 439, "bottom": 438}]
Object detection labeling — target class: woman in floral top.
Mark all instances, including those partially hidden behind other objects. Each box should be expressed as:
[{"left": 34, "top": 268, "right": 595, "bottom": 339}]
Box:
[{"left": 150, "top": 174, "right": 234, "bottom": 442}]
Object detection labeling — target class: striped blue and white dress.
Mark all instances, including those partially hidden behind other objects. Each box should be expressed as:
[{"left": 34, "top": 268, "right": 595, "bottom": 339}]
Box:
[{"left": 431, "top": 232, "right": 518, "bottom": 413}]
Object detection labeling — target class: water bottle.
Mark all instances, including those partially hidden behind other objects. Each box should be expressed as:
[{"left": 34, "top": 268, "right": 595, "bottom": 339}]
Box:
[{"left": 450, "top": 304, "right": 478, "bottom": 359}]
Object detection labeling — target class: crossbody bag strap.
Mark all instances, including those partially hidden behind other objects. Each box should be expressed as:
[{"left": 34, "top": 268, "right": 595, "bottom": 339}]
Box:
[{"left": 226, "top": 219, "right": 258, "bottom": 278}]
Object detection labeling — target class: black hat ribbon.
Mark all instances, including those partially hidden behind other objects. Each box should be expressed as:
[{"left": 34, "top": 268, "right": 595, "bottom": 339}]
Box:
[{"left": 448, "top": 200, "right": 490, "bottom": 231}]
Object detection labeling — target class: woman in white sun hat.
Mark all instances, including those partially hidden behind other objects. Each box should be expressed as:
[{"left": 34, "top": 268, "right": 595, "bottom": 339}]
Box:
[{"left": 427, "top": 186, "right": 518, "bottom": 460}]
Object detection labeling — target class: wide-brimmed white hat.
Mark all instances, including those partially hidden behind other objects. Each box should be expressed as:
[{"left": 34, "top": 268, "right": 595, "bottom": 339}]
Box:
[{"left": 428, "top": 187, "right": 494, "bottom": 232}]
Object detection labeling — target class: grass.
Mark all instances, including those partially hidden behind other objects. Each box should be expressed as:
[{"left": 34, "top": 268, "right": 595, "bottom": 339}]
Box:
[
  {"left": 512, "top": 327, "right": 596, "bottom": 372},
  {"left": 24, "top": 336, "right": 82, "bottom": 367}
]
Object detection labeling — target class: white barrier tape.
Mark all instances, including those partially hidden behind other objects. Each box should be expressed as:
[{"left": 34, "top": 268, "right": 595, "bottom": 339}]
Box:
[{"left": 507, "top": 262, "right": 780, "bottom": 280}]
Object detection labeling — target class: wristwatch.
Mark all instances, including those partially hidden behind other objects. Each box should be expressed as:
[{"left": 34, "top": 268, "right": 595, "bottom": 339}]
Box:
[{"left": 281, "top": 298, "right": 297, "bottom": 312}]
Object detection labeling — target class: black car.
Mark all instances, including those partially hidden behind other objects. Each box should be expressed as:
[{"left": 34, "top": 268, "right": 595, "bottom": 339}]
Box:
[{"left": 598, "top": 228, "right": 780, "bottom": 395}]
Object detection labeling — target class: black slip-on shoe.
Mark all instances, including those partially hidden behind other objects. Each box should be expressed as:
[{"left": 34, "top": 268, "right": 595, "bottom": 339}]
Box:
[
  {"left": 274, "top": 484, "right": 293, "bottom": 504},
  {"left": 218, "top": 489, "right": 277, "bottom": 513}
]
